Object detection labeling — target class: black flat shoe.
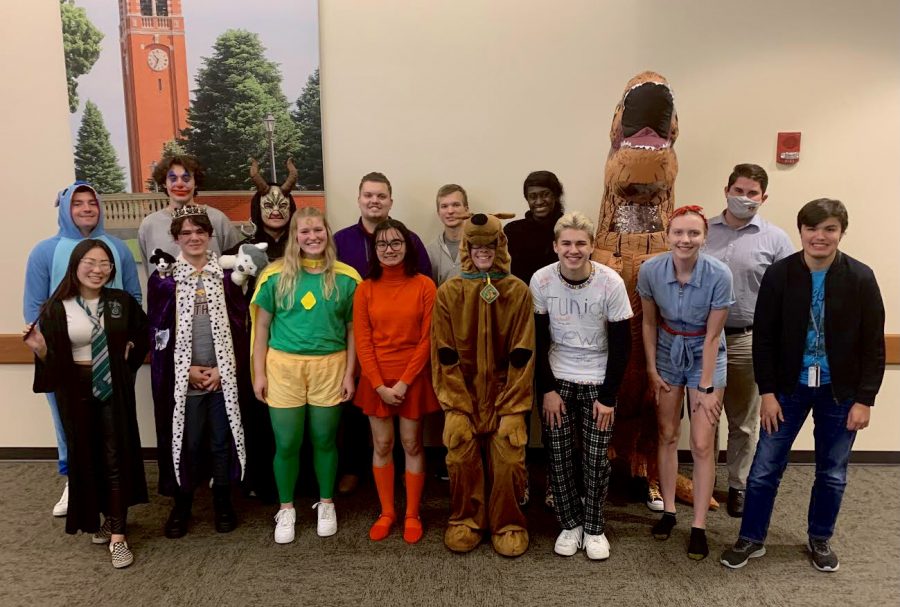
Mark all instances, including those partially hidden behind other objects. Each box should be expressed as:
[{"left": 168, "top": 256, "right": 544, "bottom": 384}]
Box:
[
  {"left": 652, "top": 512, "right": 676, "bottom": 540},
  {"left": 688, "top": 527, "right": 709, "bottom": 560}
]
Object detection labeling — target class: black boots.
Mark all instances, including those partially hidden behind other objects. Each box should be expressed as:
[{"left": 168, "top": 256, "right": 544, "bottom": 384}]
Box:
[
  {"left": 213, "top": 484, "right": 237, "bottom": 533},
  {"left": 164, "top": 490, "right": 193, "bottom": 539},
  {"left": 164, "top": 486, "right": 236, "bottom": 536}
]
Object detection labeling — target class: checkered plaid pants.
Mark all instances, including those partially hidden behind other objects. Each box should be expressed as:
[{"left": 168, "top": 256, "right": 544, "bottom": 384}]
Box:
[{"left": 543, "top": 379, "right": 614, "bottom": 536}]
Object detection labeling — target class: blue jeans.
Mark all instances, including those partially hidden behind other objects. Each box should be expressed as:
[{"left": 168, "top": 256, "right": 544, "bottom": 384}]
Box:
[
  {"left": 47, "top": 392, "right": 67, "bottom": 475},
  {"left": 739, "top": 383, "right": 857, "bottom": 543},
  {"left": 184, "top": 391, "right": 232, "bottom": 488}
]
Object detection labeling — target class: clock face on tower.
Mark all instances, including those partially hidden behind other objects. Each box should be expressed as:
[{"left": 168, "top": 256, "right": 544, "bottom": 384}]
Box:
[{"left": 147, "top": 48, "right": 169, "bottom": 71}]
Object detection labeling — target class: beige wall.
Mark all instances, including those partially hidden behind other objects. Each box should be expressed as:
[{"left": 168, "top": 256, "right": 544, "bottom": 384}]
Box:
[{"left": 1, "top": 0, "right": 897, "bottom": 451}]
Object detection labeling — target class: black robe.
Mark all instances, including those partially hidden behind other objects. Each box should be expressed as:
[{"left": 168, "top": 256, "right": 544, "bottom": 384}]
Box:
[{"left": 33, "top": 288, "right": 150, "bottom": 535}]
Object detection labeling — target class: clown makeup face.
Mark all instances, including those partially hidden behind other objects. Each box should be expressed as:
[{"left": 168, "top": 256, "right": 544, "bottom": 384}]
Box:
[
  {"left": 375, "top": 227, "right": 406, "bottom": 267},
  {"left": 470, "top": 242, "right": 497, "bottom": 271},
  {"left": 297, "top": 215, "right": 328, "bottom": 259},
  {"left": 70, "top": 189, "right": 100, "bottom": 236},
  {"left": 667, "top": 213, "right": 706, "bottom": 262},
  {"left": 260, "top": 189, "right": 291, "bottom": 232},
  {"left": 166, "top": 164, "right": 196, "bottom": 207}
]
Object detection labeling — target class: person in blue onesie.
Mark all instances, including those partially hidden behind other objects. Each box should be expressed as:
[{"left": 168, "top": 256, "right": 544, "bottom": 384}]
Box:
[{"left": 23, "top": 182, "right": 142, "bottom": 517}]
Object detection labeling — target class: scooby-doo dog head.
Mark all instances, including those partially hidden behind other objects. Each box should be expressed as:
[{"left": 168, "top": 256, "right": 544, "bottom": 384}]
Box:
[{"left": 459, "top": 212, "right": 515, "bottom": 275}]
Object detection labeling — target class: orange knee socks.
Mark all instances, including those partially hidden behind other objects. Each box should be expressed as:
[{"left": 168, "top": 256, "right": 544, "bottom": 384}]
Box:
[
  {"left": 403, "top": 470, "right": 425, "bottom": 544},
  {"left": 369, "top": 463, "right": 395, "bottom": 541}
]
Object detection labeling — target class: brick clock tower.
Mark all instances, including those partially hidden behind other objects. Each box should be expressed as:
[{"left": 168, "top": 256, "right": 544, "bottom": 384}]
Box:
[{"left": 118, "top": 0, "right": 190, "bottom": 192}]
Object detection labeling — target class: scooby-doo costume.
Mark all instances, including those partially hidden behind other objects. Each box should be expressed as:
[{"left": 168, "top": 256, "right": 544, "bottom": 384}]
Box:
[
  {"left": 432, "top": 213, "right": 535, "bottom": 557},
  {"left": 590, "top": 71, "right": 709, "bottom": 506}
]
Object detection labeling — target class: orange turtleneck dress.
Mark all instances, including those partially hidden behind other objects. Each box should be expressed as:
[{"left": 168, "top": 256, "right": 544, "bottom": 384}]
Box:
[{"left": 352, "top": 264, "right": 440, "bottom": 419}]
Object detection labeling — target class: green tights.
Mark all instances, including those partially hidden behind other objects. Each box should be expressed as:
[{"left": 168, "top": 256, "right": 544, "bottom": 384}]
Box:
[{"left": 269, "top": 404, "right": 343, "bottom": 503}]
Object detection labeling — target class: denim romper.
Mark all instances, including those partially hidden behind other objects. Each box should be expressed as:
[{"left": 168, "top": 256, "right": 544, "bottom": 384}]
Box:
[{"left": 636, "top": 252, "right": 734, "bottom": 388}]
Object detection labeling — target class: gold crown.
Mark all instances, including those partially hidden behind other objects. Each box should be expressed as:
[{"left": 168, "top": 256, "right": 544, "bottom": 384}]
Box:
[{"left": 172, "top": 204, "right": 209, "bottom": 220}]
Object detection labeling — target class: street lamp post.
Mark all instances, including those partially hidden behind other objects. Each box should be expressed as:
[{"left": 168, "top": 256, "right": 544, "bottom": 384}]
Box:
[
  {"left": 263, "top": 113, "right": 277, "bottom": 182},
  {"left": 149, "top": 161, "right": 158, "bottom": 192}
]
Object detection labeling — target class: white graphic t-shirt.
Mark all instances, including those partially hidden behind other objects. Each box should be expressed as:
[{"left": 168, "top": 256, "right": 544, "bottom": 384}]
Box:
[{"left": 530, "top": 261, "right": 633, "bottom": 384}]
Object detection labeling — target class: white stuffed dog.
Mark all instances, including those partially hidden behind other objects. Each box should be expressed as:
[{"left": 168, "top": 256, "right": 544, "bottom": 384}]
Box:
[{"left": 219, "top": 242, "right": 269, "bottom": 291}]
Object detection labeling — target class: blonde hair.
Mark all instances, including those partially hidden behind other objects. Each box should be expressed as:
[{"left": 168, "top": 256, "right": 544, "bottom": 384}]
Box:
[
  {"left": 553, "top": 211, "right": 595, "bottom": 243},
  {"left": 277, "top": 207, "right": 340, "bottom": 308}
]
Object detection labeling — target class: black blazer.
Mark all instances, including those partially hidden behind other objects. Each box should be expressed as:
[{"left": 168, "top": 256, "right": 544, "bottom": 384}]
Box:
[{"left": 753, "top": 251, "right": 885, "bottom": 405}]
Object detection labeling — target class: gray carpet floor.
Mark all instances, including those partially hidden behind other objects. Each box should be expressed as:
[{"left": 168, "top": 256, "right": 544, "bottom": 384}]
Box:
[{"left": 0, "top": 462, "right": 897, "bottom": 607}]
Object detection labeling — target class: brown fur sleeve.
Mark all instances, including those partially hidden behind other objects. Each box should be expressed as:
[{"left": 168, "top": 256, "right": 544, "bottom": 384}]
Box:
[
  {"left": 431, "top": 282, "right": 475, "bottom": 415},
  {"left": 495, "top": 280, "right": 536, "bottom": 416}
]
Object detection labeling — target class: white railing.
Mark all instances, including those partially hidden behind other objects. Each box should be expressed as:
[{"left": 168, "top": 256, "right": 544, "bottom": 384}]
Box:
[{"left": 102, "top": 194, "right": 168, "bottom": 229}]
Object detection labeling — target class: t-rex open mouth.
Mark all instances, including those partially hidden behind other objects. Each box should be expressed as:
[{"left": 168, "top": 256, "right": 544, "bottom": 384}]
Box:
[{"left": 621, "top": 82, "right": 674, "bottom": 150}]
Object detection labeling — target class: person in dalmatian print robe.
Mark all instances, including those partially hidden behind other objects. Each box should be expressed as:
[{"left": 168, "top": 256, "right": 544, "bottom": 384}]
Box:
[{"left": 147, "top": 205, "right": 252, "bottom": 539}]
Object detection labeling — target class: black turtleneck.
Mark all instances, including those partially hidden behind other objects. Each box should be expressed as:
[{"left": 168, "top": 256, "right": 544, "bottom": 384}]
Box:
[{"left": 503, "top": 206, "right": 565, "bottom": 285}]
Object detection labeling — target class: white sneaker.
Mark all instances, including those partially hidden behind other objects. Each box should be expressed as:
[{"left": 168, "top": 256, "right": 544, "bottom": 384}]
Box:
[
  {"left": 313, "top": 502, "right": 337, "bottom": 537},
  {"left": 273, "top": 508, "right": 296, "bottom": 544},
  {"left": 53, "top": 481, "right": 69, "bottom": 517},
  {"left": 553, "top": 526, "right": 583, "bottom": 556},
  {"left": 584, "top": 532, "right": 611, "bottom": 560}
]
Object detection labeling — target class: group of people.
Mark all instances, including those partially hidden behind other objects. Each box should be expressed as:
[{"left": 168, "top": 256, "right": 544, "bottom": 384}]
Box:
[{"left": 22, "top": 157, "right": 884, "bottom": 573}]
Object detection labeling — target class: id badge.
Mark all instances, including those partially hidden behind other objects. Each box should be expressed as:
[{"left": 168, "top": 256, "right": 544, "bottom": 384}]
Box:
[{"left": 807, "top": 364, "right": 821, "bottom": 388}]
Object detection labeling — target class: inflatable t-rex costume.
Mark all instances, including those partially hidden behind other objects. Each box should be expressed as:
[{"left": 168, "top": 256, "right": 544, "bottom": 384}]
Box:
[
  {"left": 432, "top": 213, "right": 535, "bottom": 557},
  {"left": 592, "top": 71, "right": 714, "bottom": 507}
]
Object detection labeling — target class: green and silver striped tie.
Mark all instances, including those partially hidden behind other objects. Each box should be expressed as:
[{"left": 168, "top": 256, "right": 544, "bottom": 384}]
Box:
[{"left": 76, "top": 296, "right": 113, "bottom": 401}]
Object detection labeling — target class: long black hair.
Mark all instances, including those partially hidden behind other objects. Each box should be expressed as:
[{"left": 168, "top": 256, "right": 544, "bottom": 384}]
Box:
[
  {"left": 367, "top": 218, "right": 419, "bottom": 280},
  {"left": 48, "top": 239, "right": 116, "bottom": 305}
]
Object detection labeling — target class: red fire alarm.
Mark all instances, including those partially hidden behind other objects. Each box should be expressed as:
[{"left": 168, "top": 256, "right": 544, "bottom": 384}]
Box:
[{"left": 777, "top": 132, "right": 801, "bottom": 165}]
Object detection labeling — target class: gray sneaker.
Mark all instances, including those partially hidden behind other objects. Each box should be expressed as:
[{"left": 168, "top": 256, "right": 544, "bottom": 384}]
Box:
[
  {"left": 720, "top": 538, "right": 766, "bottom": 569},
  {"left": 808, "top": 538, "right": 839, "bottom": 572}
]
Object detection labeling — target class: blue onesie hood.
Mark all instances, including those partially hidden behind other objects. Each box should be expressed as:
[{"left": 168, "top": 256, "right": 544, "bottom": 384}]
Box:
[
  {"left": 49, "top": 182, "right": 125, "bottom": 294},
  {"left": 56, "top": 182, "right": 107, "bottom": 238}
]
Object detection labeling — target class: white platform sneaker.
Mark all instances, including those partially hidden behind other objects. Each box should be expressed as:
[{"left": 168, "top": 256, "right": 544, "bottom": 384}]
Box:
[
  {"left": 313, "top": 502, "right": 337, "bottom": 537},
  {"left": 273, "top": 508, "right": 297, "bottom": 544}
]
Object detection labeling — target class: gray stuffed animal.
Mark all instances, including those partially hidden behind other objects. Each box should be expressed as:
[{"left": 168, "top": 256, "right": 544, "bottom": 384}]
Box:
[{"left": 219, "top": 242, "right": 269, "bottom": 291}]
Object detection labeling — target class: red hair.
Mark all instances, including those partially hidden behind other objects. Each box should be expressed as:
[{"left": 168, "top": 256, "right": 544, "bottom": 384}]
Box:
[{"left": 668, "top": 205, "right": 708, "bottom": 233}]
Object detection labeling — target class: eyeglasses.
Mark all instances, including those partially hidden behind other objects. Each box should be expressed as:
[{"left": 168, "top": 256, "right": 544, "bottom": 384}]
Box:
[
  {"left": 526, "top": 189, "right": 554, "bottom": 203},
  {"left": 79, "top": 259, "right": 113, "bottom": 271},
  {"left": 375, "top": 239, "right": 405, "bottom": 251},
  {"left": 470, "top": 243, "right": 497, "bottom": 251}
]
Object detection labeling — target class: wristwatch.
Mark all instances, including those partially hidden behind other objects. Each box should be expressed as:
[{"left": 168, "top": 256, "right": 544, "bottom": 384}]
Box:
[{"left": 697, "top": 385, "right": 715, "bottom": 394}]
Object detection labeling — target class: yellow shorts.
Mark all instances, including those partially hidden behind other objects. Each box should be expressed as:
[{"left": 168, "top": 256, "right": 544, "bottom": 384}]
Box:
[{"left": 265, "top": 349, "right": 347, "bottom": 408}]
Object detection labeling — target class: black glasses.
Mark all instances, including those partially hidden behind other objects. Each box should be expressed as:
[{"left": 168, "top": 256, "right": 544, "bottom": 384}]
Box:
[{"left": 375, "top": 239, "right": 405, "bottom": 251}]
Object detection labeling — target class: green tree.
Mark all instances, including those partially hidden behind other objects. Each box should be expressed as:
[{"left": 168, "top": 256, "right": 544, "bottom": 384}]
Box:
[
  {"left": 74, "top": 100, "right": 126, "bottom": 194},
  {"left": 291, "top": 69, "right": 324, "bottom": 190},
  {"left": 59, "top": 0, "right": 103, "bottom": 113},
  {"left": 183, "top": 30, "right": 300, "bottom": 190}
]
